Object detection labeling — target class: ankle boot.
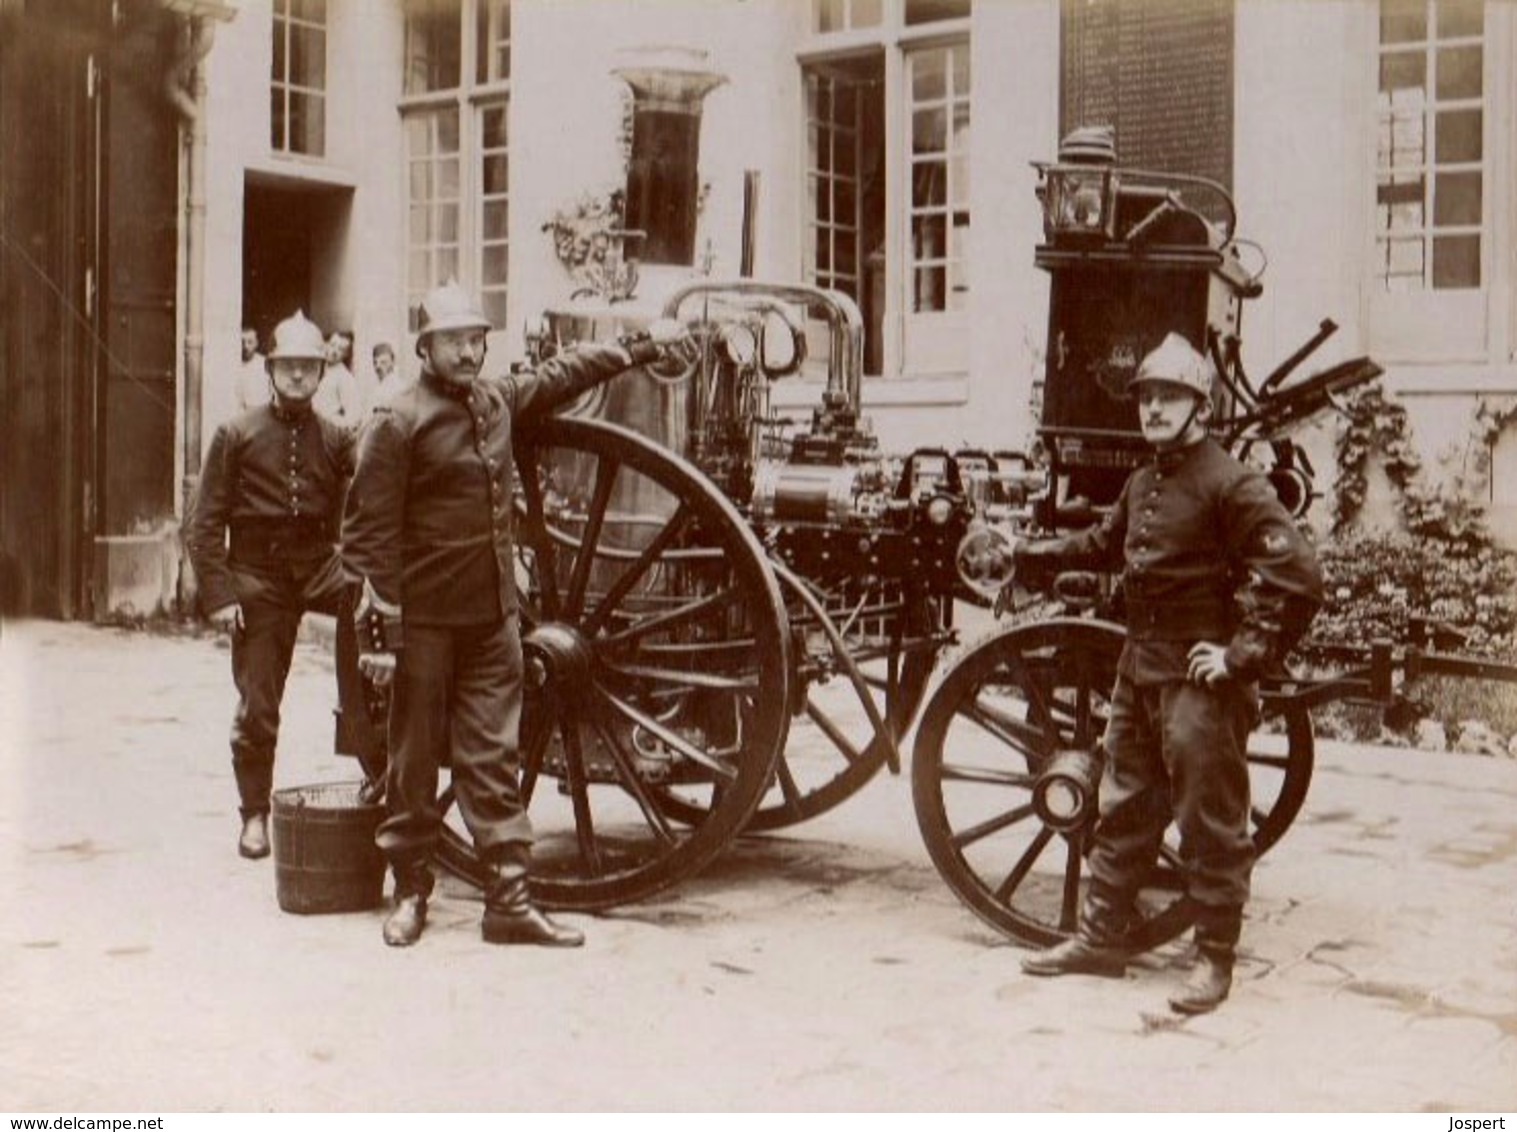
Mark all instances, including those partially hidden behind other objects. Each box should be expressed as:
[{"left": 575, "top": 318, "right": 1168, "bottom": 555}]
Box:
[
  {"left": 1021, "top": 880, "right": 1134, "bottom": 977},
  {"left": 382, "top": 864, "right": 433, "bottom": 947},
  {"left": 481, "top": 849, "right": 583, "bottom": 948},
  {"left": 238, "top": 813, "right": 270, "bottom": 859},
  {"left": 1168, "top": 905, "right": 1242, "bottom": 1014},
  {"left": 1021, "top": 934, "right": 1127, "bottom": 978}
]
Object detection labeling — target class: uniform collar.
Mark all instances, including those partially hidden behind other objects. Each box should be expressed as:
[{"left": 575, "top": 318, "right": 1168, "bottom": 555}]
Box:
[
  {"left": 270, "top": 397, "right": 314, "bottom": 424},
  {"left": 1151, "top": 436, "right": 1209, "bottom": 472},
  {"left": 421, "top": 368, "right": 478, "bottom": 403}
]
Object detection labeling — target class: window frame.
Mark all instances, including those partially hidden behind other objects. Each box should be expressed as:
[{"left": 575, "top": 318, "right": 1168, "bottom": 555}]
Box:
[
  {"left": 797, "top": 1, "right": 973, "bottom": 383},
  {"left": 398, "top": 0, "right": 512, "bottom": 332},
  {"left": 270, "top": 0, "right": 328, "bottom": 158},
  {"left": 1366, "top": 0, "right": 1505, "bottom": 365}
]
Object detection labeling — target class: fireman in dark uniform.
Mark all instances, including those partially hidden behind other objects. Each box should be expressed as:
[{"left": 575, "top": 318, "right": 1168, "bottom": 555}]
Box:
[
  {"left": 1015, "top": 333, "right": 1323, "bottom": 1014},
  {"left": 186, "top": 310, "right": 374, "bottom": 860},
  {"left": 342, "top": 281, "right": 685, "bottom": 948}
]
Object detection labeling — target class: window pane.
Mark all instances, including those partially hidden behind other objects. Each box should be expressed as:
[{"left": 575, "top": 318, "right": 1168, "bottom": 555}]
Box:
[
  {"left": 815, "top": 230, "right": 831, "bottom": 272},
  {"left": 482, "top": 154, "right": 508, "bottom": 195},
  {"left": 1379, "top": 50, "right": 1425, "bottom": 93},
  {"left": 914, "top": 266, "right": 946, "bottom": 311},
  {"left": 481, "top": 245, "right": 509, "bottom": 284},
  {"left": 1435, "top": 44, "right": 1481, "bottom": 99},
  {"left": 481, "top": 104, "right": 508, "bottom": 149},
  {"left": 436, "top": 110, "right": 460, "bottom": 153},
  {"left": 835, "top": 179, "right": 856, "bottom": 223},
  {"left": 913, "top": 163, "right": 946, "bottom": 207},
  {"left": 289, "top": 92, "right": 325, "bottom": 156},
  {"left": 482, "top": 199, "right": 509, "bottom": 240},
  {"left": 905, "top": 0, "right": 970, "bottom": 25},
  {"left": 852, "top": 0, "right": 882, "bottom": 26},
  {"left": 291, "top": 0, "right": 326, "bottom": 22},
  {"left": 815, "top": 0, "right": 844, "bottom": 33},
  {"left": 1436, "top": 0, "right": 1482, "bottom": 38},
  {"left": 1433, "top": 170, "right": 1480, "bottom": 225},
  {"left": 404, "top": 0, "right": 462, "bottom": 95},
  {"left": 1384, "top": 236, "right": 1424, "bottom": 278},
  {"left": 1380, "top": 0, "right": 1426, "bottom": 44},
  {"left": 953, "top": 44, "right": 970, "bottom": 94},
  {"left": 1432, "top": 233, "right": 1479, "bottom": 287},
  {"left": 835, "top": 230, "right": 856, "bottom": 275},
  {"left": 272, "top": 20, "right": 286, "bottom": 80},
  {"left": 269, "top": 88, "right": 285, "bottom": 150},
  {"left": 482, "top": 290, "right": 508, "bottom": 329},
  {"left": 1435, "top": 108, "right": 1481, "bottom": 163},
  {"left": 913, "top": 52, "right": 946, "bottom": 102},
  {"left": 434, "top": 205, "right": 459, "bottom": 243},
  {"left": 476, "top": 0, "right": 511, "bottom": 83},
  {"left": 1379, "top": 109, "right": 1426, "bottom": 166},
  {"left": 913, "top": 214, "right": 947, "bottom": 263},
  {"left": 437, "top": 247, "right": 460, "bottom": 283},
  {"left": 912, "top": 108, "right": 946, "bottom": 153},
  {"left": 289, "top": 25, "right": 326, "bottom": 89},
  {"left": 408, "top": 206, "right": 431, "bottom": 243}
]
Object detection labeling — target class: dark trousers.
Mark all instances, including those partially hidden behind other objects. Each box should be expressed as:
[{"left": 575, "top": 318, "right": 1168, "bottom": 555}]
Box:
[
  {"left": 377, "top": 617, "right": 534, "bottom": 870},
  {"left": 1089, "top": 675, "right": 1258, "bottom": 910},
  {"left": 228, "top": 553, "right": 368, "bottom": 816}
]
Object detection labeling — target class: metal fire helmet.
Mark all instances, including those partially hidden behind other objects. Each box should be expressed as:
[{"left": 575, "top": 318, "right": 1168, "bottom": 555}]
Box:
[
  {"left": 415, "top": 280, "right": 491, "bottom": 356},
  {"left": 1130, "top": 332, "right": 1214, "bottom": 400},
  {"left": 266, "top": 311, "right": 327, "bottom": 361}
]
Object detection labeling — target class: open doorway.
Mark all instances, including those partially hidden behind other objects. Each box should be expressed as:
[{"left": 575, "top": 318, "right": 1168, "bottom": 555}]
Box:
[{"left": 242, "top": 175, "right": 352, "bottom": 349}]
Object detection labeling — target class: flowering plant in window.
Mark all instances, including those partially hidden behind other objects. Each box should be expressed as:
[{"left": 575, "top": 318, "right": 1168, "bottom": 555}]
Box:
[{"left": 541, "top": 188, "right": 641, "bottom": 301}]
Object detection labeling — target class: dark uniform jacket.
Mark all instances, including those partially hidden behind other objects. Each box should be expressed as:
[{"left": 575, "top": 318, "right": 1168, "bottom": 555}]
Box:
[
  {"left": 1022, "top": 437, "right": 1323, "bottom": 684},
  {"left": 341, "top": 344, "right": 637, "bottom": 651},
  {"left": 186, "top": 403, "right": 356, "bottom": 615}
]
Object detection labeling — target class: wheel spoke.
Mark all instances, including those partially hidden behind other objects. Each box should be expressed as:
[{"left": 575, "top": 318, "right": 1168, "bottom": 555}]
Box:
[
  {"left": 559, "top": 718, "right": 604, "bottom": 876},
  {"left": 516, "top": 456, "right": 561, "bottom": 621},
  {"left": 601, "top": 661, "right": 759, "bottom": 694},
  {"left": 995, "top": 824, "right": 1056, "bottom": 903},
  {"left": 519, "top": 709, "right": 553, "bottom": 808},
  {"left": 589, "top": 714, "right": 678, "bottom": 847},
  {"left": 773, "top": 755, "right": 805, "bottom": 815},
  {"left": 802, "top": 696, "right": 864, "bottom": 766},
  {"left": 603, "top": 586, "right": 743, "bottom": 649},
  {"left": 564, "top": 456, "right": 621, "bottom": 620},
  {"left": 1002, "top": 650, "right": 1059, "bottom": 747},
  {"left": 950, "top": 801, "right": 1039, "bottom": 850},
  {"left": 962, "top": 692, "right": 1048, "bottom": 759},
  {"left": 1248, "top": 752, "right": 1291, "bottom": 771},
  {"left": 938, "top": 762, "right": 1036, "bottom": 789},
  {"left": 582, "top": 503, "right": 694, "bottom": 636},
  {"left": 602, "top": 691, "right": 740, "bottom": 782},
  {"left": 1059, "top": 841, "right": 1082, "bottom": 931}
]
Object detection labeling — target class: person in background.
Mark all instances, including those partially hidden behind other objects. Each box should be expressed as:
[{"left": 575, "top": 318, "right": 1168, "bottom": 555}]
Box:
[
  {"left": 185, "top": 311, "right": 374, "bottom": 859},
  {"left": 233, "top": 326, "right": 269, "bottom": 412},
  {"left": 369, "top": 341, "right": 405, "bottom": 409},
  {"left": 1012, "top": 332, "right": 1323, "bottom": 1015},
  {"left": 313, "top": 328, "right": 364, "bottom": 427},
  {"left": 342, "top": 281, "right": 689, "bottom": 949}
]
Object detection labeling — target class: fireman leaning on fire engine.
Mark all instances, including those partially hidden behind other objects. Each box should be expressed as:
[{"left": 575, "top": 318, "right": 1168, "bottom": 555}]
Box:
[
  {"left": 185, "top": 311, "right": 378, "bottom": 861},
  {"left": 341, "top": 281, "right": 689, "bottom": 949},
  {"left": 1013, "top": 332, "right": 1324, "bottom": 1014}
]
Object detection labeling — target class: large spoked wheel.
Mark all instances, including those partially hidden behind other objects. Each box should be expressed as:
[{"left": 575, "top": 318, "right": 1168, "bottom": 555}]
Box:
[
  {"left": 651, "top": 574, "right": 943, "bottom": 833},
  {"left": 435, "top": 417, "right": 792, "bottom": 911},
  {"left": 910, "top": 618, "right": 1313, "bottom": 949}
]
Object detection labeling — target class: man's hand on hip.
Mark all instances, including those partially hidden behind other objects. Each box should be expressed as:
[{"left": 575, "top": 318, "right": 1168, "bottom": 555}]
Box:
[{"left": 1187, "top": 641, "right": 1231, "bottom": 687}]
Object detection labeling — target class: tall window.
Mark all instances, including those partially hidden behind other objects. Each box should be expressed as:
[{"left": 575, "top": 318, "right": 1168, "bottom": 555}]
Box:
[
  {"left": 400, "top": 0, "right": 512, "bottom": 329},
  {"left": 1376, "top": 0, "right": 1484, "bottom": 292},
  {"left": 801, "top": 0, "right": 971, "bottom": 379},
  {"left": 271, "top": 0, "right": 326, "bottom": 156}
]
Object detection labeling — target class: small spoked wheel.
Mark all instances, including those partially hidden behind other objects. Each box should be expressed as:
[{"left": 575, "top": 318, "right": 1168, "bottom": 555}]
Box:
[
  {"left": 910, "top": 618, "right": 1314, "bottom": 949},
  {"left": 435, "top": 417, "right": 791, "bottom": 911}
]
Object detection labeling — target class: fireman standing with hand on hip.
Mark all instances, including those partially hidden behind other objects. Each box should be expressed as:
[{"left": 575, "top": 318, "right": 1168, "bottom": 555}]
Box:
[
  {"left": 186, "top": 311, "right": 377, "bottom": 860},
  {"left": 342, "top": 281, "right": 688, "bottom": 949},
  {"left": 1013, "top": 332, "right": 1323, "bottom": 1014}
]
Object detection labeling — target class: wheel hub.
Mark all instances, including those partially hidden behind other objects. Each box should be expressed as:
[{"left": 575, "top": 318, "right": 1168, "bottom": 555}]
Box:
[
  {"left": 523, "top": 623, "right": 594, "bottom": 701},
  {"left": 1032, "top": 747, "right": 1102, "bottom": 831}
]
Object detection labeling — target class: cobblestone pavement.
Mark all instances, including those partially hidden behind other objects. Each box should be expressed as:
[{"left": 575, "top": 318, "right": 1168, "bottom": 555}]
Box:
[{"left": 2, "top": 619, "right": 1515, "bottom": 1112}]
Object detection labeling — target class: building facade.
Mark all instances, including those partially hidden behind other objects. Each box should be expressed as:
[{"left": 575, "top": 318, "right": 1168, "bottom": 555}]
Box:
[{"left": 4, "top": 0, "right": 1515, "bottom": 618}]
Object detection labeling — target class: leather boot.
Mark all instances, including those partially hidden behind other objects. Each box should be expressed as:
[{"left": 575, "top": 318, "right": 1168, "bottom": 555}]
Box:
[
  {"left": 1021, "top": 881, "right": 1132, "bottom": 978},
  {"left": 1168, "top": 905, "right": 1242, "bottom": 1015},
  {"left": 238, "top": 813, "right": 270, "bottom": 859},
  {"left": 481, "top": 846, "right": 584, "bottom": 948},
  {"left": 382, "top": 863, "right": 433, "bottom": 948}
]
